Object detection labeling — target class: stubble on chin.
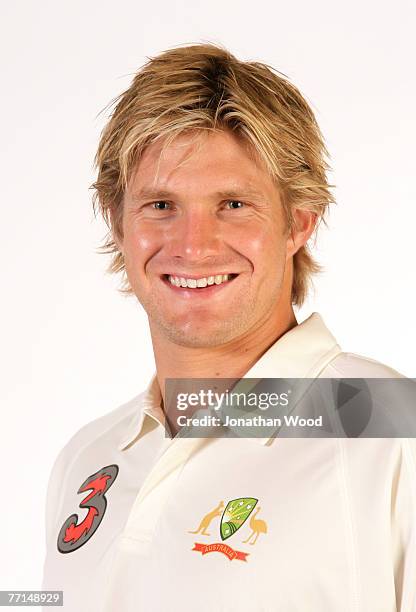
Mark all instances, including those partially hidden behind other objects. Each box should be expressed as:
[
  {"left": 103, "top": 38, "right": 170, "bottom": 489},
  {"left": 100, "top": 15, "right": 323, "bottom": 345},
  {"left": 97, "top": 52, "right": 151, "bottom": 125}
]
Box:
[
  {"left": 149, "top": 313, "right": 249, "bottom": 349},
  {"left": 145, "top": 293, "right": 258, "bottom": 349}
]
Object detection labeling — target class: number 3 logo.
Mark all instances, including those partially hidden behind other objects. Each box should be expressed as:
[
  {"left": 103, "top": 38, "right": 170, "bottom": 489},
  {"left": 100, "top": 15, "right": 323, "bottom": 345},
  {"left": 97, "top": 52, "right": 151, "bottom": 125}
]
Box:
[{"left": 57, "top": 464, "right": 119, "bottom": 553}]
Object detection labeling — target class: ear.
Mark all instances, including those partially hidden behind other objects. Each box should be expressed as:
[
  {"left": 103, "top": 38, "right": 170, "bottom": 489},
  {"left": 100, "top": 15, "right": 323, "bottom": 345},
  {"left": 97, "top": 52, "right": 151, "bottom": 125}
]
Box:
[{"left": 286, "top": 209, "right": 317, "bottom": 259}]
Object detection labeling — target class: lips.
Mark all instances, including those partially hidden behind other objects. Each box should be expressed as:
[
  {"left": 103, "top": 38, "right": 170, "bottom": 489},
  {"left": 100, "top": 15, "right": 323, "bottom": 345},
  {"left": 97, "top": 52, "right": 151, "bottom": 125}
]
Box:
[
  {"left": 165, "top": 273, "right": 238, "bottom": 288},
  {"left": 162, "top": 273, "right": 238, "bottom": 279},
  {"left": 161, "top": 273, "right": 239, "bottom": 294}
]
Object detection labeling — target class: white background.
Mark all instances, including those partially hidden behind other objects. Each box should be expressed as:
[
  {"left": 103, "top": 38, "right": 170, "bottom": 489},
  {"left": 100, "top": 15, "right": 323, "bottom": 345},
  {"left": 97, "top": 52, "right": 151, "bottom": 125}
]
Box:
[{"left": 1, "top": 0, "right": 415, "bottom": 594}]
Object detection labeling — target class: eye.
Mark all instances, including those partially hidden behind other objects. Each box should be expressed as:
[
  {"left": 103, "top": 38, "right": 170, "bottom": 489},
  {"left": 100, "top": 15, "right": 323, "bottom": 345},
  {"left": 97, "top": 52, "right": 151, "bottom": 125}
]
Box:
[
  {"left": 225, "top": 200, "right": 244, "bottom": 210},
  {"left": 152, "top": 201, "right": 171, "bottom": 210}
]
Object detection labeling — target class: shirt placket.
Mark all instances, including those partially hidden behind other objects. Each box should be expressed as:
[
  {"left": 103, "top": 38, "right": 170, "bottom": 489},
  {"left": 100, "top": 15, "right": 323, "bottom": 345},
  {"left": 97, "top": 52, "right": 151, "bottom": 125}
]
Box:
[{"left": 119, "top": 436, "right": 211, "bottom": 554}]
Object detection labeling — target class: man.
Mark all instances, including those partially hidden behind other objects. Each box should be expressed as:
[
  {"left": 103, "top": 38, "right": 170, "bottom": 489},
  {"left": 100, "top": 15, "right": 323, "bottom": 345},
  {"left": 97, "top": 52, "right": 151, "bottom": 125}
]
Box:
[{"left": 42, "top": 44, "right": 415, "bottom": 611}]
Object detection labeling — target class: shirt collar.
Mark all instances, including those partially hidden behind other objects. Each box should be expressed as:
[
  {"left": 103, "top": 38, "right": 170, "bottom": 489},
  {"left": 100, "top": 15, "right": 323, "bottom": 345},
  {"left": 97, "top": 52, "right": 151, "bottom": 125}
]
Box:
[{"left": 118, "top": 312, "right": 342, "bottom": 450}]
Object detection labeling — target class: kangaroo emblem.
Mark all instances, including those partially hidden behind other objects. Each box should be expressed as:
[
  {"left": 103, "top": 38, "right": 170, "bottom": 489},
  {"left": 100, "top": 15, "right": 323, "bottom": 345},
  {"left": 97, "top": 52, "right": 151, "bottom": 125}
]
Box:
[{"left": 188, "top": 501, "right": 224, "bottom": 536}]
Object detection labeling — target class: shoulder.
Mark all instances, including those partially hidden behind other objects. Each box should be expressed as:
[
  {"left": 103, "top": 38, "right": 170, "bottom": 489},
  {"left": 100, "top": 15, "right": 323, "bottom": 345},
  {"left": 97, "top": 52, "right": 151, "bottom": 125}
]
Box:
[
  {"left": 51, "top": 391, "right": 144, "bottom": 468},
  {"left": 323, "top": 351, "right": 405, "bottom": 378},
  {"left": 322, "top": 351, "right": 416, "bottom": 443}
]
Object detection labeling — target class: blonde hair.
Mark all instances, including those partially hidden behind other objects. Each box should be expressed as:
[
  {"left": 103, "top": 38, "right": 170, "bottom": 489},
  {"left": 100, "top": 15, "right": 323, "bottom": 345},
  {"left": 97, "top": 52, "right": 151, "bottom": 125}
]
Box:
[{"left": 92, "top": 42, "right": 335, "bottom": 306}]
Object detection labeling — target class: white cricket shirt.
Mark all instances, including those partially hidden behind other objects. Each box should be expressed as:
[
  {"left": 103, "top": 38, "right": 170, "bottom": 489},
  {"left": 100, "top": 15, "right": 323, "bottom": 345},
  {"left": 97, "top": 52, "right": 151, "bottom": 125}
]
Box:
[{"left": 42, "top": 313, "right": 416, "bottom": 611}]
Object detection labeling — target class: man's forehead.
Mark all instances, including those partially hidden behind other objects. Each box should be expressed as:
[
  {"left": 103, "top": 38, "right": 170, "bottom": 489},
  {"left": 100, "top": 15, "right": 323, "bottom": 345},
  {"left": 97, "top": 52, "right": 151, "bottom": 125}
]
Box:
[
  {"left": 127, "top": 131, "right": 277, "bottom": 201},
  {"left": 131, "top": 129, "right": 267, "bottom": 176}
]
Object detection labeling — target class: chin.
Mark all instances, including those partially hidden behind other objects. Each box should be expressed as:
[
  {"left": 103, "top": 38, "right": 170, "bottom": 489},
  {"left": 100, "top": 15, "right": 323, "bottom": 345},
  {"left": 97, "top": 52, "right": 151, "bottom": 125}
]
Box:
[{"left": 159, "top": 319, "right": 242, "bottom": 348}]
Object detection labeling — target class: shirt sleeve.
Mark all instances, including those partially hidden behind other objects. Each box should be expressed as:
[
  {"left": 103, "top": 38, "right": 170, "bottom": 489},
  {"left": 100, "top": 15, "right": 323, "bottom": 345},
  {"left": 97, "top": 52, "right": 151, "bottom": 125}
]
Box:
[
  {"left": 42, "top": 440, "right": 74, "bottom": 571},
  {"left": 392, "top": 439, "right": 416, "bottom": 611}
]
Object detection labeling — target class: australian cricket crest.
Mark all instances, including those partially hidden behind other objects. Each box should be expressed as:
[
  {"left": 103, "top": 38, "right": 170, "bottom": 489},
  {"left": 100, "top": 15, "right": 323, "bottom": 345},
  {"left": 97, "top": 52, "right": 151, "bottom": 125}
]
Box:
[{"left": 188, "top": 496, "right": 267, "bottom": 562}]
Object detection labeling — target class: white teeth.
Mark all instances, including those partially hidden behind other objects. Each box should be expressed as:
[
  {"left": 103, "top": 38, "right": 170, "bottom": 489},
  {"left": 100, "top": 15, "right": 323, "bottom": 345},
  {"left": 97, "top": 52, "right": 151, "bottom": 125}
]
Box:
[{"left": 167, "top": 274, "right": 233, "bottom": 289}]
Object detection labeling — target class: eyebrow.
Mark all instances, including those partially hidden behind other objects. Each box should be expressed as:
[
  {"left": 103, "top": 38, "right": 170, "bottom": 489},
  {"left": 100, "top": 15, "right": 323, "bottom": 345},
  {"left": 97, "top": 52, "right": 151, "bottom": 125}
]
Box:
[{"left": 130, "top": 187, "right": 266, "bottom": 202}]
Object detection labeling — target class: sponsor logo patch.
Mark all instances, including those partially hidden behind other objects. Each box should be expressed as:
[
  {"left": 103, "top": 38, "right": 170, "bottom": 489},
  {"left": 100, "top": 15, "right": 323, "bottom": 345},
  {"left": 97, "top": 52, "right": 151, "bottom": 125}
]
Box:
[{"left": 57, "top": 464, "right": 118, "bottom": 553}]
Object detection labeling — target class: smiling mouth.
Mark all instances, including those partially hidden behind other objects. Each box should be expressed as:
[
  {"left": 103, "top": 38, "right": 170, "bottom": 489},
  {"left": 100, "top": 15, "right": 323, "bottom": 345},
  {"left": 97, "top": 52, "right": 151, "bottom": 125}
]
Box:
[{"left": 162, "top": 273, "right": 239, "bottom": 290}]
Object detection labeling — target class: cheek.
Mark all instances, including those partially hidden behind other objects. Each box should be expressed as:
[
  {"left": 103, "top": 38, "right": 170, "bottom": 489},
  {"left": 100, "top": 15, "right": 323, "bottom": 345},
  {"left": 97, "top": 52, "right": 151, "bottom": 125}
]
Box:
[
  {"left": 234, "top": 224, "right": 286, "bottom": 272},
  {"left": 123, "top": 223, "right": 162, "bottom": 267}
]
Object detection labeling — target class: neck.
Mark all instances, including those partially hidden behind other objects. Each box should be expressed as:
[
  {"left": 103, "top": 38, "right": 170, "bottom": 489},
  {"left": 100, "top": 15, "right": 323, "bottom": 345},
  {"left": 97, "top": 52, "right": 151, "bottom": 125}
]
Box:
[{"left": 150, "top": 302, "right": 297, "bottom": 436}]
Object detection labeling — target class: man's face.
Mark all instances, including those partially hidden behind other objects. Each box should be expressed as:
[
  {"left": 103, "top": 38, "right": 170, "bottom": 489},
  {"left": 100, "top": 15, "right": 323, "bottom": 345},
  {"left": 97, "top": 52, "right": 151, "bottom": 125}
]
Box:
[{"left": 119, "top": 130, "right": 296, "bottom": 348}]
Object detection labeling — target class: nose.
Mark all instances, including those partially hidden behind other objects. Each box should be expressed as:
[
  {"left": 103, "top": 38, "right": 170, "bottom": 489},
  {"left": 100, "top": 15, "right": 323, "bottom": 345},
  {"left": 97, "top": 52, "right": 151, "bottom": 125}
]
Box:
[{"left": 165, "top": 207, "right": 222, "bottom": 262}]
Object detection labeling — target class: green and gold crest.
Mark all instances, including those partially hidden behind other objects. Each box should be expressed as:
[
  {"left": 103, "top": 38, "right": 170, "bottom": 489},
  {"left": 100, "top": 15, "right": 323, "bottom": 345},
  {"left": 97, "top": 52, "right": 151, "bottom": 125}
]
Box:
[{"left": 220, "top": 497, "right": 258, "bottom": 541}]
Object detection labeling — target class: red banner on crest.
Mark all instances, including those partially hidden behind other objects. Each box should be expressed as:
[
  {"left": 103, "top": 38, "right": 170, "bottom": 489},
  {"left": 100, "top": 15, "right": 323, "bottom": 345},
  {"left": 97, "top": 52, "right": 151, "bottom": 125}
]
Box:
[{"left": 192, "top": 542, "right": 249, "bottom": 561}]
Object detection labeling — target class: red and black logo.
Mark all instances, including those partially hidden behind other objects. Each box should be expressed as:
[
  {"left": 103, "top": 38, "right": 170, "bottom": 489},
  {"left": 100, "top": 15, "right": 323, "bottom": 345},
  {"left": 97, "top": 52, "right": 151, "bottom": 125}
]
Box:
[{"left": 57, "top": 464, "right": 118, "bottom": 553}]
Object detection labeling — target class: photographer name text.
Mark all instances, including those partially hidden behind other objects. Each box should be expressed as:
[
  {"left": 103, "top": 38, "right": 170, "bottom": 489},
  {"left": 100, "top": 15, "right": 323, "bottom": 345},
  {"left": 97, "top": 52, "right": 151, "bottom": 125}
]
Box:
[{"left": 176, "top": 414, "right": 323, "bottom": 428}]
